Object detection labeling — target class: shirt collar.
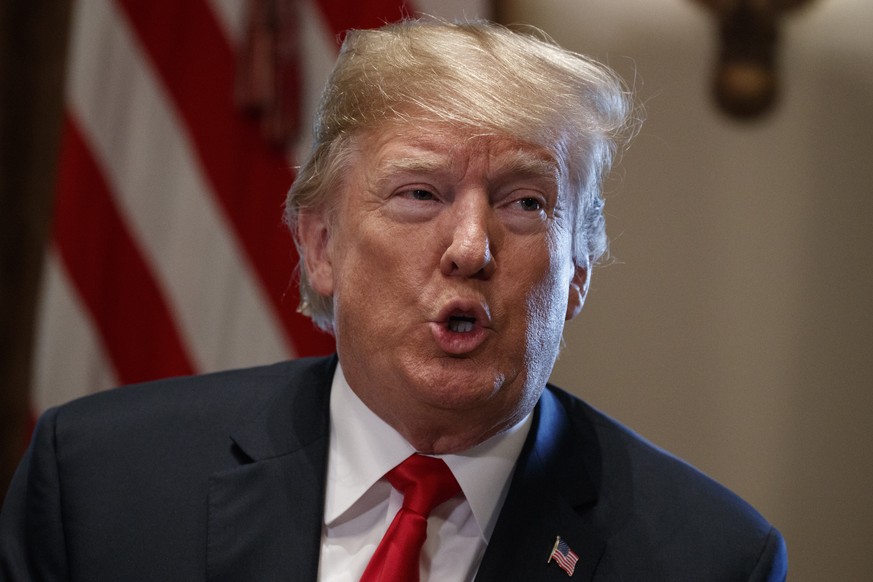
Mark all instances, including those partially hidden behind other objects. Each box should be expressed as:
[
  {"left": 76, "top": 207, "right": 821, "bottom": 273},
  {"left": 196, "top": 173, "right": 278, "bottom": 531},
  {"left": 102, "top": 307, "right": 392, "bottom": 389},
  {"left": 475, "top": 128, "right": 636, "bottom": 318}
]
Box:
[{"left": 323, "top": 363, "right": 532, "bottom": 542}]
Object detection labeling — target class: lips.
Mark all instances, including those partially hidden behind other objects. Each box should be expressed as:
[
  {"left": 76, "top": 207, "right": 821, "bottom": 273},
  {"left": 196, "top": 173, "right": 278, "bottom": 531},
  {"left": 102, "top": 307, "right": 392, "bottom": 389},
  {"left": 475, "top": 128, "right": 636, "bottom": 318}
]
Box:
[{"left": 430, "top": 299, "right": 492, "bottom": 355}]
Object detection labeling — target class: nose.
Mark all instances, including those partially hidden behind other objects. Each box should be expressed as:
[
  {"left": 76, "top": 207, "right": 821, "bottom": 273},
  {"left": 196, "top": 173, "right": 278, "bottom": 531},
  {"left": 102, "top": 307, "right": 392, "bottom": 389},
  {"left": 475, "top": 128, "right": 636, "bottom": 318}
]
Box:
[{"left": 439, "top": 197, "right": 496, "bottom": 279}]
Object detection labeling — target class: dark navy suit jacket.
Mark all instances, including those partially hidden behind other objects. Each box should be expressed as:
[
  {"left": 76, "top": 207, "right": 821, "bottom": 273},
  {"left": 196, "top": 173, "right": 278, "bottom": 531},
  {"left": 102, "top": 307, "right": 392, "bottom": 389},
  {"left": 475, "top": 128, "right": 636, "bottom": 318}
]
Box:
[{"left": 0, "top": 356, "right": 787, "bottom": 580}]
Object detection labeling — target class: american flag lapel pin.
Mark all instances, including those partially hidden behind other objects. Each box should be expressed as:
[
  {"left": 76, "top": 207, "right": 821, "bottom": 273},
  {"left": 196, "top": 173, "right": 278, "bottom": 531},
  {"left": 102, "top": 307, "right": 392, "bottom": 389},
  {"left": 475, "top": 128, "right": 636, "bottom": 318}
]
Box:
[{"left": 547, "top": 536, "right": 579, "bottom": 577}]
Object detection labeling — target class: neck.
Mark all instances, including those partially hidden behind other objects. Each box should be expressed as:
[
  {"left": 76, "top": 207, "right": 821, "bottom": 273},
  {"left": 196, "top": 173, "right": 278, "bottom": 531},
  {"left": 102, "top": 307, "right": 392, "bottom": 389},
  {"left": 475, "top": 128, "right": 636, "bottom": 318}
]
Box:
[{"left": 361, "top": 393, "right": 529, "bottom": 455}]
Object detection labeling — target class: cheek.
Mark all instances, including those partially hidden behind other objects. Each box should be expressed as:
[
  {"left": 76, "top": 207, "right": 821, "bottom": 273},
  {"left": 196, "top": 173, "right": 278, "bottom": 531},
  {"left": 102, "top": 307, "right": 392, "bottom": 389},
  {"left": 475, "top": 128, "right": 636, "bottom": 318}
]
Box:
[
  {"left": 513, "top": 274, "right": 570, "bottom": 393},
  {"left": 521, "top": 239, "right": 575, "bottom": 347},
  {"left": 359, "top": 222, "right": 440, "bottom": 276},
  {"left": 332, "top": 225, "right": 428, "bottom": 316},
  {"left": 525, "top": 273, "right": 570, "bottom": 338}
]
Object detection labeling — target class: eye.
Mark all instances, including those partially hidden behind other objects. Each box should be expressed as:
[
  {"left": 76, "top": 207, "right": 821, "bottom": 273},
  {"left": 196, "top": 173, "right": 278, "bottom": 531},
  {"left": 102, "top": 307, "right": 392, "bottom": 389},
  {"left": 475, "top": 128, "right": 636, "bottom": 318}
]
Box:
[
  {"left": 396, "top": 188, "right": 439, "bottom": 204},
  {"left": 384, "top": 186, "right": 443, "bottom": 223},
  {"left": 497, "top": 191, "right": 551, "bottom": 233},
  {"left": 409, "top": 189, "right": 435, "bottom": 201},
  {"left": 517, "top": 197, "right": 543, "bottom": 212}
]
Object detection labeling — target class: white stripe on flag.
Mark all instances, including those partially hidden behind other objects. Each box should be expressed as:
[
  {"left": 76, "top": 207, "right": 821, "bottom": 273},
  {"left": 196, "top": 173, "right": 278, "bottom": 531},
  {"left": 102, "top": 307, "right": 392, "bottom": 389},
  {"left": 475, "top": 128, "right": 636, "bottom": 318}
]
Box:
[
  {"left": 206, "top": 0, "right": 249, "bottom": 47},
  {"left": 32, "top": 250, "right": 118, "bottom": 410}
]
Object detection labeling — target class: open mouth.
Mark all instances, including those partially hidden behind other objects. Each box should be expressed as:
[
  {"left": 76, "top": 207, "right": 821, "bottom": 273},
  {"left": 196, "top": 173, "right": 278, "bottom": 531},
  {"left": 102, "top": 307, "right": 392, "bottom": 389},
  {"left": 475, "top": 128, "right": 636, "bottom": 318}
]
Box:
[
  {"left": 431, "top": 301, "right": 490, "bottom": 354},
  {"left": 447, "top": 315, "right": 476, "bottom": 333}
]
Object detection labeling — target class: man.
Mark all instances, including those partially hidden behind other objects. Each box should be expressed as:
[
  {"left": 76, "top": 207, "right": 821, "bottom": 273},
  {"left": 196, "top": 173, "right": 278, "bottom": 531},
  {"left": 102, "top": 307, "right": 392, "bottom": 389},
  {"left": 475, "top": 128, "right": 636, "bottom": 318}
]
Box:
[{"left": 1, "top": 19, "right": 786, "bottom": 581}]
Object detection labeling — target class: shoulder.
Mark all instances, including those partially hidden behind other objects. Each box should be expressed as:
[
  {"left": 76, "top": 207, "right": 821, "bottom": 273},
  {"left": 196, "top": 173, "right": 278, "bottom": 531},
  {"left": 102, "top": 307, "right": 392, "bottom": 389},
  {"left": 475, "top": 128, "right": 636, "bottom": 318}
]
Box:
[
  {"left": 30, "top": 356, "right": 337, "bottom": 479},
  {"left": 544, "top": 384, "right": 765, "bottom": 522},
  {"left": 50, "top": 356, "right": 336, "bottom": 433},
  {"left": 544, "top": 385, "right": 788, "bottom": 581}
]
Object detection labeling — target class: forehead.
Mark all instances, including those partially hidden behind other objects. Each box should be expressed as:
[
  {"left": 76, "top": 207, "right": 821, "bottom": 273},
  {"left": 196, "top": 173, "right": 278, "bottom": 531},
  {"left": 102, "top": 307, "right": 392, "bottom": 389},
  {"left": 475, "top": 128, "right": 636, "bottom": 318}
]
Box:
[{"left": 353, "top": 123, "right": 560, "bottom": 185}]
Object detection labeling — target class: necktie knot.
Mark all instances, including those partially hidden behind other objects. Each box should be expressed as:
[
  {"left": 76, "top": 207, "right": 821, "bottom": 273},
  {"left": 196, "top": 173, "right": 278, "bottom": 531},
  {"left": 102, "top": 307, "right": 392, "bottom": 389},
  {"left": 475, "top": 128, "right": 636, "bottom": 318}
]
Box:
[{"left": 386, "top": 454, "right": 460, "bottom": 517}]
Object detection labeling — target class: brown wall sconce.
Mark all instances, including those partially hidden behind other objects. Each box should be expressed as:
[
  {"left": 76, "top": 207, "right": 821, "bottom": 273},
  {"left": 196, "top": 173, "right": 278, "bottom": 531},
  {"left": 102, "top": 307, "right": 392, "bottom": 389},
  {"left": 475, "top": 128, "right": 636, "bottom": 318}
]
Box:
[{"left": 692, "top": 0, "right": 815, "bottom": 119}]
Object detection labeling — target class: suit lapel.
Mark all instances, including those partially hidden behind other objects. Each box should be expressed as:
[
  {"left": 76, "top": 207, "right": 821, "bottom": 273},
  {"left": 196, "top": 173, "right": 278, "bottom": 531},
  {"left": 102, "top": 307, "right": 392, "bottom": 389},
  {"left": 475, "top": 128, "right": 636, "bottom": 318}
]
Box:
[
  {"left": 206, "top": 356, "right": 337, "bottom": 582},
  {"left": 476, "top": 388, "right": 606, "bottom": 581}
]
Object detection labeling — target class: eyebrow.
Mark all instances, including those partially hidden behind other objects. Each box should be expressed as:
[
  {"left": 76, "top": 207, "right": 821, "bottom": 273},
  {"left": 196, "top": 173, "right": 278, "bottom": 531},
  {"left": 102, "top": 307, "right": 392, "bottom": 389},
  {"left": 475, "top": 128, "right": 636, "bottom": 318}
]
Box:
[
  {"left": 491, "top": 149, "right": 559, "bottom": 183},
  {"left": 373, "top": 149, "right": 558, "bottom": 183},
  {"left": 369, "top": 154, "right": 452, "bottom": 192},
  {"left": 378, "top": 156, "right": 449, "bottom": 176}
]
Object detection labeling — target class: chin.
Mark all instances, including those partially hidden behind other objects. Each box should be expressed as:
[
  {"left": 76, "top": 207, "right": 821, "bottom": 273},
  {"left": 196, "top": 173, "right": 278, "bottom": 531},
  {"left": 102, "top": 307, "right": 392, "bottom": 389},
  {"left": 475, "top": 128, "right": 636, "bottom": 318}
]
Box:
[{"left": 405, "top": 358, "right": 514, "bottom": 408}]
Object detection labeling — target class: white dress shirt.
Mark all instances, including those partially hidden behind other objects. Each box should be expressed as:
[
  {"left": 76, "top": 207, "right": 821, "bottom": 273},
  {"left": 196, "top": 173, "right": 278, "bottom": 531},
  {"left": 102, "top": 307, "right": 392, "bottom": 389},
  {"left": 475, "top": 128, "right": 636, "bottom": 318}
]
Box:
[{"left": 317, "top": 364, "right": 532, "bottom": 582}]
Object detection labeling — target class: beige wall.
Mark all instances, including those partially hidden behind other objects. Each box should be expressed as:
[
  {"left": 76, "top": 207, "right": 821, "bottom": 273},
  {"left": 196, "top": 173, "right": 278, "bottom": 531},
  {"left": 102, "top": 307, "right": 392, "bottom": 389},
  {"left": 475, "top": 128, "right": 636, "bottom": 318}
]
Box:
[{"left": 503, "top": 0, "right": 873, "bottom": 580}]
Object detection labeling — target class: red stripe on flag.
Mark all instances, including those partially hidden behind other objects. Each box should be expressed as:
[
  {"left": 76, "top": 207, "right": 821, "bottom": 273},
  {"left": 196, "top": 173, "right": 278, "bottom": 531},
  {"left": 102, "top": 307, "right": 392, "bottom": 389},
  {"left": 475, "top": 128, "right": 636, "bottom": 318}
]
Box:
[
  {"left": 54, "top": 116, "right": 196, "bottom": 384},
  {"left": 313, "top": 0, "right": 415, "bottom": 39},
  {"left": 114, "top": 0, "right": 334, "bottom": 357}
]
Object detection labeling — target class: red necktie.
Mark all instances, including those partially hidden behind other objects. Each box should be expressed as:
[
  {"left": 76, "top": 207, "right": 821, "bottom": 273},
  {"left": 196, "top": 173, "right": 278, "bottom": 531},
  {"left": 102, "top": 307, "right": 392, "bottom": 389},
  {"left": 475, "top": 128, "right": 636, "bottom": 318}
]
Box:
[{"left": 360, "top": 454, "right": 461, "bottom": 582}]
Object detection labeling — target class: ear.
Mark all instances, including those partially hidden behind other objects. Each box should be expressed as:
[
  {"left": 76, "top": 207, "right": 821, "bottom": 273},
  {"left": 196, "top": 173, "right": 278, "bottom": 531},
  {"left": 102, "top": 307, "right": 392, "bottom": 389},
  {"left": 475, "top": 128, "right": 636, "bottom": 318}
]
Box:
[
  {"left": 565, "top": 261, "right": 591, "bottom": 321},
  {"left": 297, "top": 210, "right": 335, "bottom": 296}
]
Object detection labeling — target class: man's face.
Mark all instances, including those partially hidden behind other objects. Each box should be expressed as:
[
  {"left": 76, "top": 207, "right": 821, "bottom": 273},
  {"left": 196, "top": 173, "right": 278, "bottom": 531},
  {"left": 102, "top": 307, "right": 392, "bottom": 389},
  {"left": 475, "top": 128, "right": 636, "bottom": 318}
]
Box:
[{"left": 300, "top": 123, "right": 587, "bottom": 453}]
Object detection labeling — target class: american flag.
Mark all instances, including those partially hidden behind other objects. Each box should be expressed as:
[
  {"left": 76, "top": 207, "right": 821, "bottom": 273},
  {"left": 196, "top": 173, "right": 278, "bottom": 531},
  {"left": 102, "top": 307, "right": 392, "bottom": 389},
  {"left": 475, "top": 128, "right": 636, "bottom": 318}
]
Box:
[
  {"left": 548, "top": 536, "right": 579, "bottom": 577},
  {"left": 32, "top": 0, "right": 488, "bottom": 413}
]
